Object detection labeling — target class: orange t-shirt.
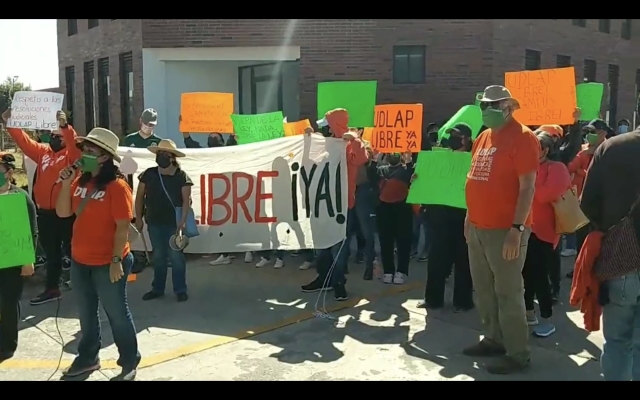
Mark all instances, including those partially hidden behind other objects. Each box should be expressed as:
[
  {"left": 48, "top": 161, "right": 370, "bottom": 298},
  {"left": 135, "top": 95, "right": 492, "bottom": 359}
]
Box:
[
  {"left": 465, "top": 119, "right": 540, "bottom": 230},
  {"left": 71, "top": 177, "right": 133, "bottom": 266}
]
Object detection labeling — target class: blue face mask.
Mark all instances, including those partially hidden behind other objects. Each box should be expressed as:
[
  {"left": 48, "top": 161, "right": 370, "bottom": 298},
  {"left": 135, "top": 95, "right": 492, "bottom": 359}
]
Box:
[{"left": 618, "top": 125, "right": 629, "bottom": 134}]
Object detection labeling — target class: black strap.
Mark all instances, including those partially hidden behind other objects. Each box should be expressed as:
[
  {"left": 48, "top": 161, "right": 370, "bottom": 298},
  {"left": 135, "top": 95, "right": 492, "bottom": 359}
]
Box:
[{"left": 76, "top": 189, "right": 98, "bottom": 216}]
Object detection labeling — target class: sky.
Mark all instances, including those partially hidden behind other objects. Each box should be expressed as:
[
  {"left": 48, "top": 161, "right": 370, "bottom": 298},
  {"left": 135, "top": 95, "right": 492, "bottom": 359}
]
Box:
[{"left": 0, "top": 19, "right": 59, "bottom": 90}]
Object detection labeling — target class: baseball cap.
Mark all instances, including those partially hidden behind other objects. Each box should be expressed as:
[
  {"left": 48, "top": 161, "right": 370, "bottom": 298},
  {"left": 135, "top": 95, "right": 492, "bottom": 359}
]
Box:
[
  {"left": 536, "top": 124, "right": 564, "bottom": 137},
  {"left": 583, "top": 119, "right": 609, "bottom": 132},
  {"left": 316, "top": 117, "right": 329, "bottom": 127},
  {"left": 141, "top": 108, "right": 158, "bottom": 126},
  {"left": 0, "top": 152, "right": 16, "bottom": 169},
  {"left": 445, "top": 122, "right": 473, "bottom": 137}
]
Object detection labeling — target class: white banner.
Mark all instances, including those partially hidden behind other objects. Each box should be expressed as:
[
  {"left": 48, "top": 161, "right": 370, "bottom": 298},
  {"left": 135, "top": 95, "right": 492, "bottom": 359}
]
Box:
[{"left": 7, "top": 91, "right": 64, "bottom": 130}]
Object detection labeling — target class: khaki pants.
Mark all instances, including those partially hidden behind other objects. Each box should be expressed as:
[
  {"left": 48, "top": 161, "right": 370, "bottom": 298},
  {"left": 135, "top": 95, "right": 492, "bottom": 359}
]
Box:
[{"left": 467, "top": 224, "right": 531, "bottom": 363}]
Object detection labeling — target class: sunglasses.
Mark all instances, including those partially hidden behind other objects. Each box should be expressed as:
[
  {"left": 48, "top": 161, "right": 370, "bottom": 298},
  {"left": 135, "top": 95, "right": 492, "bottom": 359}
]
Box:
[{"left": 479, "top": 101, "right": 502, "bottom": 111}]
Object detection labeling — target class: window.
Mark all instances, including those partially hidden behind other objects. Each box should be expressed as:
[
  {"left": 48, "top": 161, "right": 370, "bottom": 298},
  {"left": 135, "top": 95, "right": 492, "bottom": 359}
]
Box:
[
  {"left": 584, "top": 59, "right": 597, "bottom": 82},
  {"left": 608, "top": 64, "right": 619, "bottom": 125},
  {"left": 83, "top": 61, "right": 96, "bottom": 133},
  {"left": 67, "top": 19, "right": 77, "bottom": 36},
  {"left": 556, "top": 54, "right": 572, "bottom": 68},
  {"left": 599, "top": 19, "right": 610, "bottom": 33},
  {"left": 119, "top": 52, "right": 135, "bottom": 133},
  {"left": 622, "top": 19, "right": 632, "bottom": 40},
  {"left": 572, "top": 19, "right": 586, "bottom": 27},
  {"left": 88, "top": 19, "right": 99, "bottom": 29},
  {"left": 392, "top": 45, "right": 426, "bottom": 84},
  {"left": 64, "top": 66, "right": 75, "bottom": 125},
  {"left": 524, "top": 49, "right": 541, "bottom": 70},
  {"left": 97, "top": 57, "right": 110, "bottom": 129}
]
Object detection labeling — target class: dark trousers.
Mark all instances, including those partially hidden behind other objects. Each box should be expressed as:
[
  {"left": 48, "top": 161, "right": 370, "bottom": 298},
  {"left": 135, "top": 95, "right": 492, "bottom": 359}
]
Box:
[
  {"left": 550, "top": 245, "right": 562, "bottom": 295},
  {"left": 377, "top": 202, "right": 413, "bottom": 275},
  {"left": 424, "top": 206, "right": 473, "bottom": 308},
  {"left": 0, "top": 267, "right": 24, "bottom": 353},
  {"left": 523, "top": 233, "right": 554, "bottom": 319},
  {"left": 38, "top": 209, "right": 74, "bottom": 290}
]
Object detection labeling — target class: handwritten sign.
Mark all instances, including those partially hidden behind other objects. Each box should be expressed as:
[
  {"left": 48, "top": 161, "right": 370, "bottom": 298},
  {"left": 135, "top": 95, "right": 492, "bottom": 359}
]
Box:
[
  {"left": 505, "top": 67, "right": 577, "bottom": 125},
  {"left": 406, "top": 151, "right": 471, "bottom": 209},
  {"left": 179, "top": 92, "right": 234, "bottom": 133},
  {"left": 231, "top": 111, "right": 285, "bottom": 144},
  {"left": 7, "top": 91, "right": 64, "bottom": 130},
  {"left": 283, "top": 119, "right": 312, "bottom": 136},
  {"left": 371, "top": 104, "right": 423, "bottom": 153},
  {"left": 0, "top": 193, "right": 36, "bottom": 269}
]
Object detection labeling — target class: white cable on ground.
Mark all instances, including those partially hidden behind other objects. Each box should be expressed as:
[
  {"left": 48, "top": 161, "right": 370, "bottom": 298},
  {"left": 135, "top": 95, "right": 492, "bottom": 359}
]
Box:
[{"left": 313, "top": 239, "right": 346, "bottom": 321}]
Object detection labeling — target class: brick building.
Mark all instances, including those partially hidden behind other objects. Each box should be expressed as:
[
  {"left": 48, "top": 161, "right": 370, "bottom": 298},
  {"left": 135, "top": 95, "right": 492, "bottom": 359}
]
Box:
[{"left": 57, "top": 19, "right": 640, "bottom": 143}]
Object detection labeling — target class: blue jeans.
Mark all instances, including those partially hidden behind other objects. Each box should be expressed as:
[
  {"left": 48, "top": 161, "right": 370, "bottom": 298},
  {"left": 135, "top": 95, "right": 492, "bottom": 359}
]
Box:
[
  {"left": 147, "top": 224, "right": 187, "bottom": 295},
  {"left": 601, "top": 271, "right": 640, "bottom": 381},
  {"left": 70, "top": 252, "right": 140, "bottom": 369},
  {"left": 317, "top": 209, "right": 354, "bottom": 286},
  {"left": 562, "top": 234, "right": 576, "bottom": 251},
  {"left": 354, "top": 184, "right": 377, "bottom": 268},
  {"left": 300, "top": 249, "right": 315, "bottom": 263},
  {"left": 411, "top": 212, "right": 430, "bottom": 257}
]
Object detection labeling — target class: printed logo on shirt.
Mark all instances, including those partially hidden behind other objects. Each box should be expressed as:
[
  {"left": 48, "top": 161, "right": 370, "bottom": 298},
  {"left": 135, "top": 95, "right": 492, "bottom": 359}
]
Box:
[
  {"left": 73, "top": 186, "right": 106, "bottom": 201},
  {"left": 41, "top": 154, "right": 65, "bottom": 172},
  {"left": 467, "top": 147, "right": 497, "bottom": 182}
]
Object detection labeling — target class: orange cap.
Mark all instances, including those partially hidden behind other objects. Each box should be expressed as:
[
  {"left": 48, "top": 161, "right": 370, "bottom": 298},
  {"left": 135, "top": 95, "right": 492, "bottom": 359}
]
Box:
[{"left": 537, "top": 124, "right": 564, "bottom": 137}]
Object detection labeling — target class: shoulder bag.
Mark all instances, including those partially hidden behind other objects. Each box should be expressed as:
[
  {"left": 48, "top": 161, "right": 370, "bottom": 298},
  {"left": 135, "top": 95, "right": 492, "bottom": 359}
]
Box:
[
  {"left": 157, "top": 169, "right": 199, "bottom": 238},
  {"left": 553, "top": 186, "right": 590, "bottom": 234}
]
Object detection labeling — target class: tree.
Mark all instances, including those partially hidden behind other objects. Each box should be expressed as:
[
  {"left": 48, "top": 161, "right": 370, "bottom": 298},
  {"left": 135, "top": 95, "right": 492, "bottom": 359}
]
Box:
[{"left": 0, "top": 76, "right": 32, "bottom": 112}]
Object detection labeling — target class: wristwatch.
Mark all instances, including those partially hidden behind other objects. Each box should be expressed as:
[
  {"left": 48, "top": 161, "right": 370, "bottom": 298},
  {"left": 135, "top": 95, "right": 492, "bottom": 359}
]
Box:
[
  {"left": 511, "top": 224, "right": 525, "bottom": 233},
  {"left": 112, "top": 256, "right": 122, "bottom": 263}
]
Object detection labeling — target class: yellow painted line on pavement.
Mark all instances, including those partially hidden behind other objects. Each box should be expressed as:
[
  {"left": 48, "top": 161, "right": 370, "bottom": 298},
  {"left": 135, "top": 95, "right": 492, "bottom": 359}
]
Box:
[{"left": 0, "top": 281, "right": 422, "bottom": 371}]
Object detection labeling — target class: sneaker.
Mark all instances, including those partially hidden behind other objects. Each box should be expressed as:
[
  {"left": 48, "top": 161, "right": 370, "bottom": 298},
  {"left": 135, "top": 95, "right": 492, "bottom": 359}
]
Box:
[
  {"left": 176, "top": 293, "right": 188, "bottom": 302},
  {"left": 273, "top": 258, "right": 284, "bottom": 269},
  {"left": 393, "top": 272, "right": 407, "bottom": 285},
  {"left": 299, "top": 261, "right": 312, "bottom": 270},
  {"left": 416, "top": 299, "right": 443, "bottom": 310},
  {"left": 244, "top": 252, "right": 253, "bottom": 263},
  {"left": 334, "top": 284, "right": 348, "bottom": 301},
  {"left": 485, "top": 356, "right": 530, "bottom": 375},
  {"left": 532, "top": 319, "right": 556, "bottom": 337},
  {"left": 61, "top": 256, "right": 71, "bottom": 271},
  {"left": 142, "top": 291, "right": 163, "bottom": 301},
  {"left": 62, "top": 362, "right": 101, "bottom": 377},
  {"left": 417, "top": 256, "right": 428, "bottom": 262},
  {"left": 209, "top": 255, "right": 231, "bottom": 266},
  {"left": 462, "top": 339, "right": 506, "bottom": 357},
  {"left": 382, "top": 273, "right": 393, "bottom": 284},
  {"left": 30, "top": 290, "right": 61, "bottom": 306},
  {"left": 526, "top": 311, "right": 539, "bottom": 326},
  {"left": 35, "top": 256, "right": 47, "bottom": 268},
  {"left": 110, "top": 367, "right": 137, "bottom": 381},
  {"left": 561, "top": 249, "right": 577, "bottom": 257},
  {"left": 255, "top": 258, "right": 270, "bottom": 268},
  {"left": 301, "top": 277, "right": 332, "bottom": 293}
]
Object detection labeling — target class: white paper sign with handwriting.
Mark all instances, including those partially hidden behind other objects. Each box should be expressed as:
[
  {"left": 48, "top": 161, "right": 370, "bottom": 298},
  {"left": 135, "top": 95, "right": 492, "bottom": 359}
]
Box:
[{"left": 7, "top": 91, "right": 64, "bottom": 130}]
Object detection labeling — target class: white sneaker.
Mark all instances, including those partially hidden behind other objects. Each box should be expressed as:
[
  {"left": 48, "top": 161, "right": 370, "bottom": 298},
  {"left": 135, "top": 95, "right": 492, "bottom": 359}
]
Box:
[
  {"left": 393, "top": 272, "right": 407, "bottom": 285},
  {"left": 561, "top": 249, "right": 577, "bottom": 257},
  {"left": 273, "top": 258, "right": 284, "bottom": 269},
  {"left": 209, "top": 255, "right": 231, "bottom": 266},
  {"left": 382, "top": 273, "right": 393, "bottom": 284},
  {"left": 299, "top": 261, "right": 312, "bottom": 270},
  {"left": 255, "top": 258, "right": 270, "bottom": 268},
  {"left": 244, "top": 252, "right": 253, "bottom": 263}
]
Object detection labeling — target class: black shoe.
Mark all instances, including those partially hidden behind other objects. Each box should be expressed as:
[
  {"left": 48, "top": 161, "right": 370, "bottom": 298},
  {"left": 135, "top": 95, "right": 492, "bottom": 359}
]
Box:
[
  {"left": 417, "top": 256, "right": 428, "bottom": 262},
  {"left": 177, "top": 293, "right": 188, "bottom": 302},
  {"left": 142, "top": 291, "right": 163, "bottom": 301},
  {"left": 363, "top": 268, "right": 373, "bottom": 281},
  {"left": 0, "top": 351, "right": 15, "bottom": 362},
  {"left": 334, "top": 284, "right": 348, "bottom": 301},
  {"left": 301, "top": 277, "right": 332, "bottom": 293},
  {"left": 110, "top": 367, "right": 137, "bottom": 381},
  {"left": 30, "top": 289, "right": 61, "bottom": 306},
  {"left": 62, "top": 362, "right": 101, "bottom": 377}
]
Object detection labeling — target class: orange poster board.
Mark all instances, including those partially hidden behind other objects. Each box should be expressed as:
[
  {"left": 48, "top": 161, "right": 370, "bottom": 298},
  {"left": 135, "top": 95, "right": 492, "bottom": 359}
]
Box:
[
  {"left": 361, "top": 127, "right": 373, "bottom": 143},
  {"left": 505, "top": 67, "right": 577, "bottom": 126},
  {"left": 283, "top": 119, "right": 312, "bottom": 136},
  {"left": 179, "top": 92, "right": 234, "bottom": 133},
  {"left": 371, "top": 104, "right": 423, "bottom": 153}
]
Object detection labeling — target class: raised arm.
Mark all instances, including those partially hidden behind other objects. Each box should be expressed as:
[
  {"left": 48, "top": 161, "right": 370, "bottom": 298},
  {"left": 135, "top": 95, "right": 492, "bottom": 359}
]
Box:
[
  {"left": 58, "top": 111, "right": 81, "bottom": 160},
  {"left": 1, "top": 109, "right": 48, "bottom": 162}
]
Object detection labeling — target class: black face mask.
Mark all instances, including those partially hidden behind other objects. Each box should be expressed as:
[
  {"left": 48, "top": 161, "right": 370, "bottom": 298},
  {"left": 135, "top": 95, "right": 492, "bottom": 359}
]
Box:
[
  {"left": 156, "top": 154, "right": 172, "bottom": 168},
  {"left": 50, "top": 136, "right": 65, "bottom": 153},
  {"left": 448, "top": 136, "right": 463, "bottom": 150},
  {"left": 208, "top": 138, "right": 223, "bottom": 147}
]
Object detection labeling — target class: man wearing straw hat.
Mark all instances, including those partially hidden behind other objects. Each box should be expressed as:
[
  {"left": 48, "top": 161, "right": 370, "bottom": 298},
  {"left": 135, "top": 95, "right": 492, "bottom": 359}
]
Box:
[{"left": 463, "top": 85, "right": 540, "bottom": 374}]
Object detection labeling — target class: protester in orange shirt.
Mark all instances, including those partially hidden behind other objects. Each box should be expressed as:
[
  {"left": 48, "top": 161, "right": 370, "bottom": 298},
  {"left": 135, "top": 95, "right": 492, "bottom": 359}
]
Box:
[
  {"left": 522, "top": 132, "right": 571, "bottom": 338},
  {"left": 463, "top": 85, "right": 540, "bottom": 375},
  {"left": 55, "top": 128, "right": 140, "bottom": 381},
  {"left": 1, "top": 109, "right": 81, "bottom": 305},
  {"left": 567, "top": 122, "right": 606, "bottom": 197}
]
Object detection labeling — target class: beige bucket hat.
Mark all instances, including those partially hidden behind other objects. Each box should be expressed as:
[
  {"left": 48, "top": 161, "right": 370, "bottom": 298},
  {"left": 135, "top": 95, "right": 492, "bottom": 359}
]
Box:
[
  {"left": 147, "top": 139, "right": 186, "bottom": 158},
  {"left": 76, "top": 128, "right": 121, "bottom": 162},
  {"left": 476, "top": 85, "right": 520, "bottom": 109}
]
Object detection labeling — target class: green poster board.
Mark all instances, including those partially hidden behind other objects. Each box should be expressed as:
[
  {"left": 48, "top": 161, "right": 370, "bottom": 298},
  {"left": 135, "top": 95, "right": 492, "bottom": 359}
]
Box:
[
  {"left": 0, "top": 193, "right": 35, "bottom": 269},
  {"left": 576, "top": 83, "right": 604, "bottom": 121},
  {"left": 407, "top": 151, "right": 471, "bottom": 209},
  {"left": 231, "top": 111, "right": 285, "bottom": 144},
  {"left": 317, "top": 81, "right": 377, "bottom": 128},
  {"left": 438, "top": 105, "right": 483, "bottom": 141}
]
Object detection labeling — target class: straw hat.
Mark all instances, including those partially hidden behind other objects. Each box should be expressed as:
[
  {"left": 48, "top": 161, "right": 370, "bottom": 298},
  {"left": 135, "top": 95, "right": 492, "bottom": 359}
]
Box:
[
  {"left": 76, "top": 128, "right": 121, "bottom": 162},
  {"left": 147, "top": 139, "right": 185, "bottom": 158},
  {"left": 476, "top": 85, "right": 520, "bottom": 109}
]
